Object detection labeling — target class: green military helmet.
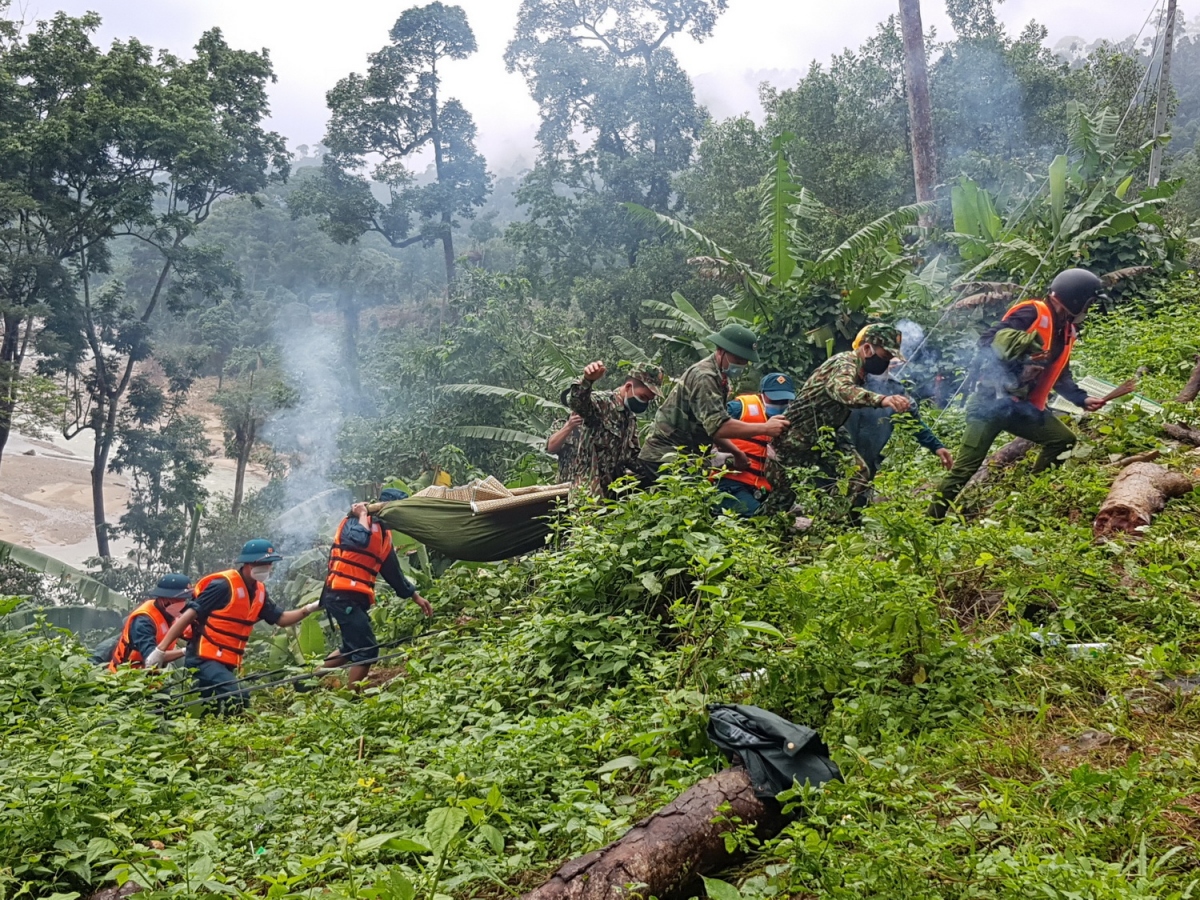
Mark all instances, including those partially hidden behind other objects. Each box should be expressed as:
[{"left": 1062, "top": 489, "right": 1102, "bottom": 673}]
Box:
[
  {"left": 628, "top": 363, "right": 666, "bottom": 397},
  {"left": 707, "top": 323, "right": 761, "bottom": 363}
]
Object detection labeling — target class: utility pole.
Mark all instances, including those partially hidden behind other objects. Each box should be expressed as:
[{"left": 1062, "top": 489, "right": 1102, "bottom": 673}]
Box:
[
  {"left": 898, "top": 0, "right": 937, "bottom": 221},
  {"left": 1147, "top": 0, "right": 1177, "bottom": 188}
]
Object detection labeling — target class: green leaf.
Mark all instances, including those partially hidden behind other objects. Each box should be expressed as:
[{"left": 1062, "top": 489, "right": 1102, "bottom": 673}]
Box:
[
  {"left": 453, "top": 426, "right": 548, "bottom": 449},
  {"left": 1048, "top": 154, "right": 1067, "bottom": 229},
  {"left": 701, "top": 876, "right": 743, "bottom": 900},
  {"left": 595, "top": 755, "right": 641, "bottom": 774},
  {"left": 477, "top": 823, "right": 505, "bottom": 854},
  {"left": 740, "top": 620, "right": 784, "bottom": 640},
  {"left": 382, "top": 837, "right": 432, "bottom": 854},
  {"left": 425, "top": 807, "right": 467, "bottom": 855},
  {"left": 298, "top": 613, "right": 326, "bottom": 658},
  {"left": 0, "top": 541, "right": 131, "bottom": 610}
]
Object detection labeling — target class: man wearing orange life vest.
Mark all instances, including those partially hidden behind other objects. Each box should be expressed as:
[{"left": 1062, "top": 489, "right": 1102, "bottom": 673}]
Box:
[
  {"left": 319, "top": 488, "right": 432, "bottom": 688},
  {"left": 715, "top": 372, "right": 796, "bottom": 516},
  {"left": 928, "top": 268, "right": 1109, "bottom": 519},
  {"left": 148, "top": 539, "right": 323, "bottom": 710},
  {"left": 108, "top": 573, "right": 193, "bottom": 671}
]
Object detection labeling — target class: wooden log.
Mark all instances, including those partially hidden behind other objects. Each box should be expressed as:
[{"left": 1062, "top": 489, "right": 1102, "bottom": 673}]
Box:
[
  {"left": 519, "top": 768, "right": 787, "bottom": 900},
  {"left": 964, "top": 438, "right": 1035, "bottom": 490},
  {"left": 1093, "top": 462, "right": 1194, "bottom": 539},
  {"left": 1175, "top": 355, "right": 1200, "bottom": 404},
  {"left": 1163, "top": 422, "right": 1200, "bottom": 447}
]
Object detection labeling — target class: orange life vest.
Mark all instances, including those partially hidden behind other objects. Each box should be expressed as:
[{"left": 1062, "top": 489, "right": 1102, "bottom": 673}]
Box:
[
  {"left": 110, "top": 599, "right": 172, "bottom": 671},
  {"left": 722, "top": 393, "right": 773, "bottom": 492},
  {"left": 325, "top": 516, "right": 393, "bottom": 603},
  {"left": 194, "top": 569, "right": 265, "bottom": 667},
  {"left": 1003, "top": 298, "right": 1076, "bottom": 411}
]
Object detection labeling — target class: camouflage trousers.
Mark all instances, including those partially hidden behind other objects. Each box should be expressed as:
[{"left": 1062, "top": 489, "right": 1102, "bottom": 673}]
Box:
[{"left": 760, "top": 429, "right": 872, "bottom": 517}]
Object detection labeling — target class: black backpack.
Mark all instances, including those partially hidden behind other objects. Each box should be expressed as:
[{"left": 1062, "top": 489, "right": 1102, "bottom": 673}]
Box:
[{"left": 707, "top": 704, "right": 841, "bottom": 799}]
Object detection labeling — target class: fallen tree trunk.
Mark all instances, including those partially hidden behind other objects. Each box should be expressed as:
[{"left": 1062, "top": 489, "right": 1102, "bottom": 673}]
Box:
[
  {"left": 1163, "top": 422, "right": 1200, "bottom": 447},
  {"left": 1175, "top": 355, "right": 1200, "bottom": 404},
  {"left": 964, "top": 438, "right": 1035, "bottom": 490},
  {"left": 519, "top": 767, "right": 787, "bottom": 900},
  {"left": 1093, "top": 462, "right": 1194, "bottom": 540}
]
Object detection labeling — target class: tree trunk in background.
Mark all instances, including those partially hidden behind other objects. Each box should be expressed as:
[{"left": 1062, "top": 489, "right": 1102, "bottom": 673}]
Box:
[
  {"left": 1147, "top": 0, "right": 1178, "bottom": 188},
  {"left": 898, "top": 0, "right": 937, "bottom": 221},
  {"left": 1174, "top": 355, "right": 1200, "bottom": 403},
  {"left": 441, "top": 215, "right": 456, "bottom": 289},
  {"left": 231, "top": 420, "right": 255, "bottom": 522},
  {"left": 518, "top": 767, "right": 787, "bottom": 900}
]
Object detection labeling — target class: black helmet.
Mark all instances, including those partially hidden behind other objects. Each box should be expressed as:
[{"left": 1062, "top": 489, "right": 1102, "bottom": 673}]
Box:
[{"left": 1048, "top": 268, "right": 1104, "bottom": 315}]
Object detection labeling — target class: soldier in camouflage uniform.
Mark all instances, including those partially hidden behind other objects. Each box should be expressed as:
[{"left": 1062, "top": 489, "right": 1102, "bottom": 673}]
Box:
[
  {"left": 563, "top": 360, "right": 666, "bottom": 497},
  {"left": 637, "top": 323, "right": 789, "bottom": 483},
  {"left": 763, "top": 323, "right": 912, "bottom": 516}
]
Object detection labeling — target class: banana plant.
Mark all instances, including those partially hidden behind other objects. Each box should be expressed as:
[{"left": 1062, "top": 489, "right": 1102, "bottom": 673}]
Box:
[
  {"left": 626, "top": 133, "right": 930, "bottom": 366},
  {"left": 947, "top": 101, "right": 1188, "bottom": 290},
  {"left": 0, "top": 541, "right": 132, "bottom": 610}
]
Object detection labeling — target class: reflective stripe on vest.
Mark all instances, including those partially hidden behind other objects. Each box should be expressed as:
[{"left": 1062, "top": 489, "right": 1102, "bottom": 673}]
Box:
[
  {"left": 109, "top": 599, "right": 171, "bottom": 672},
  {"left": 1003, "top": 298, "right": 1076, "bottom": 411},
  {"left": 325, "top": 516, "right": 392, "bottom": 603},
  {"left": 195, "top": 569, "right": 265, "bottom": 667},
  {"left": 723, "top": 393, "right": 773, "bottom": 492}
]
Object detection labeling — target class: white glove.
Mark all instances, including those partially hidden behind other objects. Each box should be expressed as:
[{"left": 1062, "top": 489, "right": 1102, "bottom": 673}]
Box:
[
  {"left": 145, "top": 647, "right": 168, "bottom": 668},
  {"left": 303, "top": 601, "right": 322, "bottom": 615}
]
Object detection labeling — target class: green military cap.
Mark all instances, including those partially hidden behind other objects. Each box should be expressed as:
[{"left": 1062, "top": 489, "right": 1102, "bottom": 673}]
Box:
[
  {"left": 857, "top": 323, "right": 906, "bottom": 360},
  {"left": 628, "top": 363, "right": 665, "bottom": 397},
  {"left": 707, "top": 323, "right": 761, "bottom": 363}
]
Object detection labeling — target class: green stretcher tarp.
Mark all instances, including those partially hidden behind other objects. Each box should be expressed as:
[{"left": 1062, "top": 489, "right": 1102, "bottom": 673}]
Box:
[{"left": 373, "top": 491, "right": 567, "bottom": 563}]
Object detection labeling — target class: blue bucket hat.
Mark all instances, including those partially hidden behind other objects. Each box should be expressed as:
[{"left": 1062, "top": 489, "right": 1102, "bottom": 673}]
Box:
[
  {"left": 760, "top": 372, "right": 795, "bottom": 402},
  {"left": 379, "top": 487, "right": 408, "bottom": 503},
  {"left": 150, "top": 572, "right": 192, "bottom": 600},
  {"left": 234, "top": 539, "right": 282, "bottom": 565}
]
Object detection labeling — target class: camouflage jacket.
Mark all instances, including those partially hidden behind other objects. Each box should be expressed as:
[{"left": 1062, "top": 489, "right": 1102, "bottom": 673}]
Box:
[
  {"left": 775, "top": 352, "right": 885, "bottom": 455},
  {"left": 639, "top": 354, "right": 730, "bottom": 463},
  {"left": 564, "top": 381, "right": 642, "bottom": 497}
]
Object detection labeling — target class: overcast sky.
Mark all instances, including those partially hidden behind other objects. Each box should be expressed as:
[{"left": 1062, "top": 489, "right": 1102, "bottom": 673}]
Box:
[{"left": 33, "top": 0, "right": 1164, "bottom": 171}]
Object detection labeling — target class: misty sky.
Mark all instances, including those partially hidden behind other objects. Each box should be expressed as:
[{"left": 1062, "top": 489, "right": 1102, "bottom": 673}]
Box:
[{"left": 35, "top": 0, "right": 1163, "bottom": 171}]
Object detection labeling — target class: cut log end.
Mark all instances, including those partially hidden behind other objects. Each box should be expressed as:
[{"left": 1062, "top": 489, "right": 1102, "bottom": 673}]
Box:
[
  {"left": 1093, "top": 462, "right": 1195, "bottom": 540},
  {"left": 519, "top": 768, "right": 787, "bottom": 900}
]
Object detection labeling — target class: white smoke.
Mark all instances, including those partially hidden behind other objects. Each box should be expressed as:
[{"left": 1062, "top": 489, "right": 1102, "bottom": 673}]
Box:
[
  {"left": 261, "top": 308, "right": 349, "bottom": 549},
  {"left": 896, "top": 318, "right": 926, "bottom": 358}
]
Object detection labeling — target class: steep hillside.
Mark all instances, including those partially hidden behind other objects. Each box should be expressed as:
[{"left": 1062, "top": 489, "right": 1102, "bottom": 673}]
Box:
[{"left": 2, "top": 300, "right": 1199, "bottom": 900}]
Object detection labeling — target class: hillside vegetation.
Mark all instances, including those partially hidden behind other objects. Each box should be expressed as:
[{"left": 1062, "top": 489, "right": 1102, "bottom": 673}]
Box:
[{"left": 3, "top": 295, "right": 1200, "bottom": 900}]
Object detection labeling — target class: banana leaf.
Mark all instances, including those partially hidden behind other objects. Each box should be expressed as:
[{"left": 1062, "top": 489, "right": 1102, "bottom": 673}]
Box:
[{"left": 0, "top": 540, "right": 132, "bottom": 610}]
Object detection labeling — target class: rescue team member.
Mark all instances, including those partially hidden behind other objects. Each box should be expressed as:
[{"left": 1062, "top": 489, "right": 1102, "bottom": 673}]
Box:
[
  {"left": 763, "top": 324, "right": 913, "bottom": 518},
  {"left": 637, "top": 324, "right": 789, "bottom": 483},
  {"left": 108, "top": 573, "right": 193, "bottom": 671},
  {"left": 845, "top": 355, "right": 953, "bottom": 479},
  {"left": 319, "top": 488, "right": 433, "bottom": 688},
  {"left": 565, "top": 361, "right": 665, "bottom": 497},
  {"left": 148, "top": 539, "right": 322, "bottom": 711},
  {"left": 715, "top": 372, "right": 796, "bottom": 516},
  {"left": 927, "top": 268, "right": 1108, "bottom": 519},
  {"left": 546, "top": 411, "right": 583, "bottom": 483}
]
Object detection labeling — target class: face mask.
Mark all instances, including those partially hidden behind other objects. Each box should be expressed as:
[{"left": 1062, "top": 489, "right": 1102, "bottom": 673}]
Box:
[
  {"left": 765, "top": 402, "right": 788, "bottom": 416},
  {"left": 249, "top": 565, "right": 272, "bottom": 582},
  {"left": 724, "top": 363, "right": 746, "bottom": 379},
  {"left": 624, "top": 395, "right": 649, "bottom": 415},
  {"left": 863, "top": 354, "right": 889, "bottom": 375}
]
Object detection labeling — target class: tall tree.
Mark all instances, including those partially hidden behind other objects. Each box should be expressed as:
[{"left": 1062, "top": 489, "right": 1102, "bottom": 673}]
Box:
[
  {"left": 898, "top": 0, "right": 937, "bottom": 215},
  {"left": 293, "top": 2, "right": 491, "bottom": 288},
  {"left": 214, "top": 347, "right": 296, "bottom": 521},
  {"left": 0, "top": 13, "right": 166, "bottom": 473},
  {"left": 504, "top": 0, "right": 726, "bottom": 280},
  {"left": 38, "top": 29, "right": 288, "bottom": 559}
]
